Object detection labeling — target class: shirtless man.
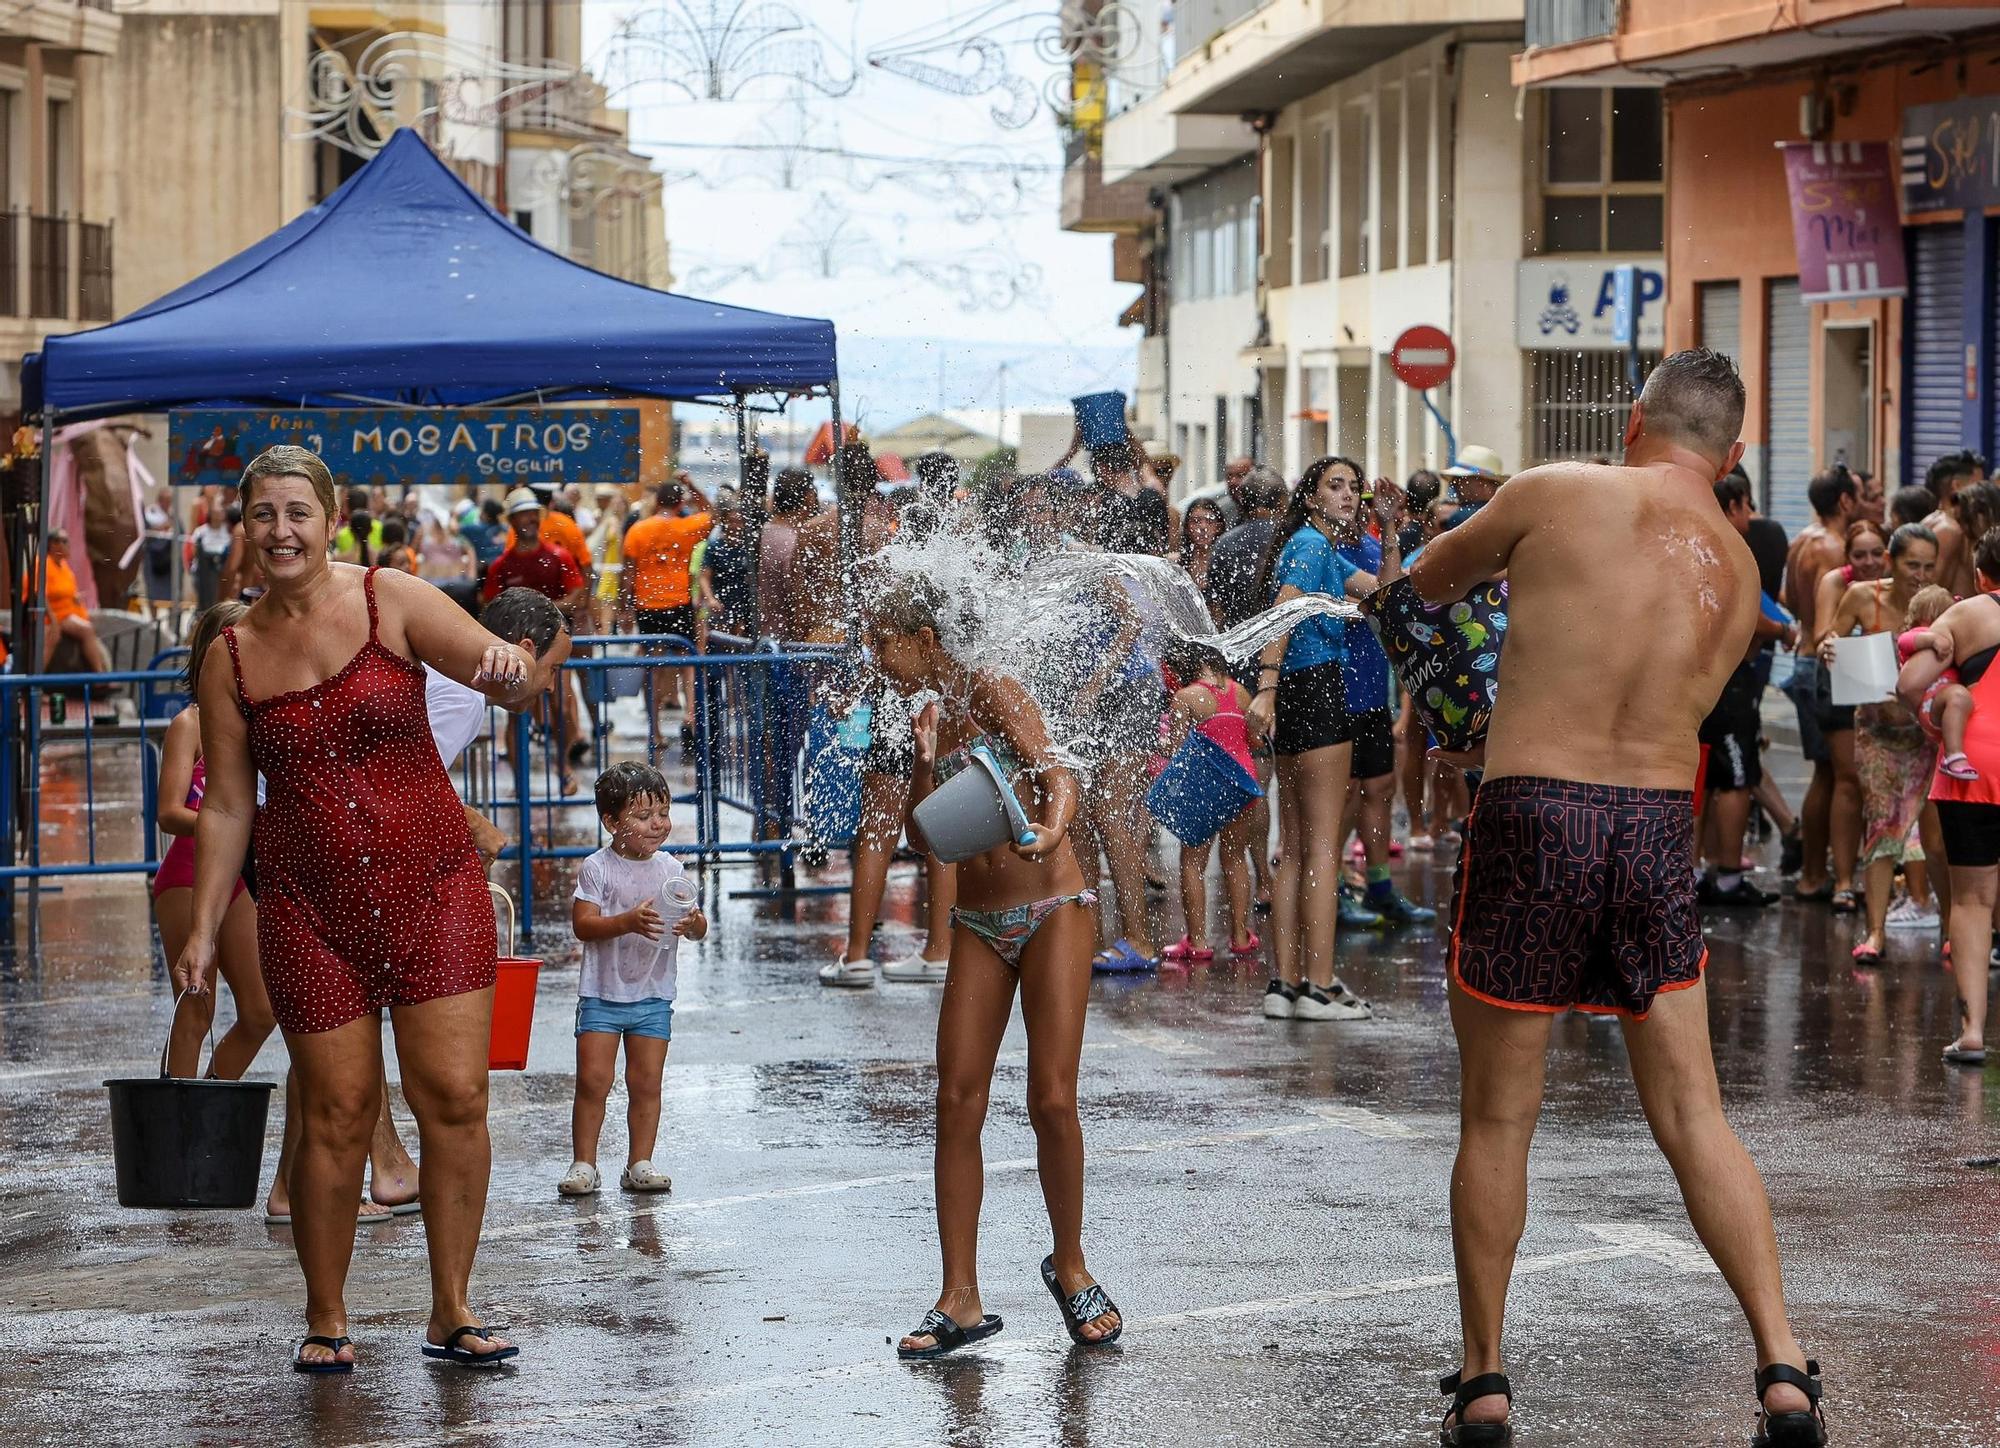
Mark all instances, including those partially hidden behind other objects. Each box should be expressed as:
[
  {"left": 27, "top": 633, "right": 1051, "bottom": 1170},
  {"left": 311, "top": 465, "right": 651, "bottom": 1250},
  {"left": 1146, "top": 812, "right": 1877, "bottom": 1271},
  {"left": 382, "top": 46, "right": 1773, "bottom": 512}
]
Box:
[
  {"left": 1409, "top": 350, "right": 1824, "bottom": 1447},
  {"left": 1923, "top": 450, "right": 1987, "bottom": 598},
  {"left": 1782, "top": 468, "right": 1860, "bottom": 898}
]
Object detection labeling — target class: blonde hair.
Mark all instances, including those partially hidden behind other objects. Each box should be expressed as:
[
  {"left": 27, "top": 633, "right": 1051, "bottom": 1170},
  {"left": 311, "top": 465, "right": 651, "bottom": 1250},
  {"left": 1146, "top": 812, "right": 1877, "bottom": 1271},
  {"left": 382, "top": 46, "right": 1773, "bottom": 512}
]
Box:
[
  {"left": 185, "top": 600, "right": 249, "bottom": 691},
  {"left": 240, "top": 445, "right": 335, "bottom": 519},
  {"left": 1906, "top": 584, "right": 1954, "bottom": 629}
]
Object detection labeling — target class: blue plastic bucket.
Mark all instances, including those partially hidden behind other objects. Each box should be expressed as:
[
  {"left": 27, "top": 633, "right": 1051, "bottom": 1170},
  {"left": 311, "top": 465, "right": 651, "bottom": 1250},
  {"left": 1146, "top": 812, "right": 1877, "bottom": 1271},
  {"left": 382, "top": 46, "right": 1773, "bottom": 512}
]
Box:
[
  {"left": 1071, "top": 391, "right": 1130, "bottom": 450},
  {"left": 803, "top": 701, "right": 863, "bottom": 847},
  {"left": 1146, "top": 730, "right": 1262, "bottom": 846}
]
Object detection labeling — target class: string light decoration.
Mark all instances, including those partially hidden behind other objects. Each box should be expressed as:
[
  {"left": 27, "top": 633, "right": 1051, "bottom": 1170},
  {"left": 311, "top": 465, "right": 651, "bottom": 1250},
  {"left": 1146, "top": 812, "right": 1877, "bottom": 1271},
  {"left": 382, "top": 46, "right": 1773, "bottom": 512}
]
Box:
[
  {"left": 595, "top": 0, "right": 857, "bottom": 104},
  {"left": 288, "top": 31, "right": 585, "bottom": 158},
  {"left": 515, "top": 142, "right": 663, "bottom": 219}
]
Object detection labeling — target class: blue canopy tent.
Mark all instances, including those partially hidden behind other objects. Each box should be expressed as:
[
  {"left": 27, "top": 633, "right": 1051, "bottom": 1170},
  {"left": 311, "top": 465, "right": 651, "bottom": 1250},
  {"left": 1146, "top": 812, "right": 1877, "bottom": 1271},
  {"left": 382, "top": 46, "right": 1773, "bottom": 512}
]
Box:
[
  {"left": 16, "top": 127, "right": 848, "bottom": 667},
  {"left": 25, "top": 127, "right": 838, "bottom": 416}
]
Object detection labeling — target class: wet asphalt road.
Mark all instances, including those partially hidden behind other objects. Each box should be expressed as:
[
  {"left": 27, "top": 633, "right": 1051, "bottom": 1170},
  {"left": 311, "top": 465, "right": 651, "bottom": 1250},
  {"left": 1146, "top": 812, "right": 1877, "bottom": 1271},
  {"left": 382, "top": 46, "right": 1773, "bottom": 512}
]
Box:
[{"left": 1, "top": 734, "right": 1998, "bottom": 1446}]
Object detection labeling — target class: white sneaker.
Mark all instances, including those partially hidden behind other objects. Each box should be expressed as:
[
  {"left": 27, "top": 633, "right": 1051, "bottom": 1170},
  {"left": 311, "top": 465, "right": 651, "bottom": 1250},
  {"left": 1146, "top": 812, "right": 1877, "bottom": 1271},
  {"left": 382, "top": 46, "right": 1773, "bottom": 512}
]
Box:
[
  {"left": 880, "top": 949, "right": 950, "bottom": 983},
  {"left": 1262, "top": 980, "right": 1297, "bottom": 1019},
  {"left": 818, "top": 955, "right": 876, "bottom": 988},
  {"left": 1886, "top": 898, "right": 1941, "bottom": 932},
  {"left": 1292, "top": 981, "right": 1374, "bottom": 1022},
  {"left": 620, "top": 1160, "right": 672, "bottom": 1193},
  {"left": 557, "top": 1161, "right": 600, "bottom": 1197}
]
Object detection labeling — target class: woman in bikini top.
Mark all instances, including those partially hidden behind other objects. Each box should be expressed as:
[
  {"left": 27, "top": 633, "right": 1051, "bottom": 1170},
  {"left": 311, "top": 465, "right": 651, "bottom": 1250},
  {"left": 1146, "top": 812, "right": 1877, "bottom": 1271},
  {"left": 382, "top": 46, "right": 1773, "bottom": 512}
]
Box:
[{"left": 864, "top": 573, "right": 1125, "bottom": 1364}]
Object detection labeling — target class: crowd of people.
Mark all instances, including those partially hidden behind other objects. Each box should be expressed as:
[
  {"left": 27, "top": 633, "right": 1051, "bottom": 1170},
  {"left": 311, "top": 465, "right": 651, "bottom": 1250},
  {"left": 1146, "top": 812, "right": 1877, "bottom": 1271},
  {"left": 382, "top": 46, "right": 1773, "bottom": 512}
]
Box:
[{"left": 132, "top": 353, "right": 2000, "bottom": 1445}]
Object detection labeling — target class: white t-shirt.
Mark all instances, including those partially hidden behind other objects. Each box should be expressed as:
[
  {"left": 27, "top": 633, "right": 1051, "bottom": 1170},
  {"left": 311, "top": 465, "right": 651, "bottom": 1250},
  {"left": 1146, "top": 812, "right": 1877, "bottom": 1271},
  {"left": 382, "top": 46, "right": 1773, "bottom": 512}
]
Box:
[
  {"left": 424, "top": 666, "right": 488, "bottom": 772},
  {"left": 194, "top": 522, "right": 233, "bottom": 559},
  {"left": 573, "top": 845, "right": 688, "bottom": 1003}
]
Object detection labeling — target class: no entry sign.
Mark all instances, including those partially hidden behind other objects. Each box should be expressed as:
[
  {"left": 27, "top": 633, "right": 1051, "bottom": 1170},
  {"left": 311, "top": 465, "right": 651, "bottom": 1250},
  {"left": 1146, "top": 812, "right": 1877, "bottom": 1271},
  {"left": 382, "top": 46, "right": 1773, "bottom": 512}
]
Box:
[{"left": 1389, "top": 326, "right": 1455, "bottom": 391}]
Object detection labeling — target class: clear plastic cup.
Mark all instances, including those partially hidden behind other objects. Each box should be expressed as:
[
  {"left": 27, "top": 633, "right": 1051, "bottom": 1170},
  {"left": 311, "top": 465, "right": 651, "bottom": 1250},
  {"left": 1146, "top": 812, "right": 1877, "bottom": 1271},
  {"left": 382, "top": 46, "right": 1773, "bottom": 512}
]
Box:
[{"left": 662, "top": 875, "right": 698, "bottom": 918}]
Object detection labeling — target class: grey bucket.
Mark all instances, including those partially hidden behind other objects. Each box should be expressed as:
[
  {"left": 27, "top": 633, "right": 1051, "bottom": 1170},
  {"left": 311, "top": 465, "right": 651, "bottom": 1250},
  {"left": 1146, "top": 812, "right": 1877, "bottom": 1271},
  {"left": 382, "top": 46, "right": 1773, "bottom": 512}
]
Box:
[{"left": 914, "top": 744, "right": 1035, "bottom": 863}]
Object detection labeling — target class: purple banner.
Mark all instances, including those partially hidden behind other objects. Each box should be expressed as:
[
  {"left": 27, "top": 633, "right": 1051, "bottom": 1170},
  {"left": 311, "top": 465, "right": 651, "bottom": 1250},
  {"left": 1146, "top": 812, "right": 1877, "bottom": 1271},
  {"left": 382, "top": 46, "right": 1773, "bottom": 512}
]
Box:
[{"left": 1781, "top": 141, "right": 1907, "bottom": 303}]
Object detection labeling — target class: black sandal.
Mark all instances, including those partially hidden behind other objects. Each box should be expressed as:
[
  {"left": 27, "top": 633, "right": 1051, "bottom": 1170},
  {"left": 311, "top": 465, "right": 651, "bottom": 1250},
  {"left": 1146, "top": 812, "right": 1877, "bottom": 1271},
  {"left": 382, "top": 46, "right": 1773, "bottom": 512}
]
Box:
[
  {"left": 420, "top": 1324, "right": 519, "bottom": 1368},
  {"left": 1829, "top": 888, "right": 1859, "bottom": 914},
  {"left": 895, "top": 1308, "right": 1003, "bottom": 1361},
  {"left": 1040, "top": 1255, "right": 1122, "bottom": 1346},
  {"left": 293, "top": 1334, "right": 354, "bottom": 1375},
  {"left": 1438, "top": 1370, "right": 1512, "bottom": 1446},
  {"left": 1752, "top": 1359, "right": 1826, "bottom": 1446}
]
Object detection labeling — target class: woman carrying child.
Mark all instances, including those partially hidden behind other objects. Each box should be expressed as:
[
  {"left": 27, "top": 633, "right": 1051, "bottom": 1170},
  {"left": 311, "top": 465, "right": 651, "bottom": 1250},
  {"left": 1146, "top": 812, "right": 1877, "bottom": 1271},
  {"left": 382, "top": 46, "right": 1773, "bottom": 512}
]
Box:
[
  {"left": 1160, "top": 643, "right": 1262, "bottom": 963},
  {"left": 867, "top": 575, "right": 1123, "bottom": 1359},
  {"left": 154, "top": 602, "right": 276, "bottom": 1080}
]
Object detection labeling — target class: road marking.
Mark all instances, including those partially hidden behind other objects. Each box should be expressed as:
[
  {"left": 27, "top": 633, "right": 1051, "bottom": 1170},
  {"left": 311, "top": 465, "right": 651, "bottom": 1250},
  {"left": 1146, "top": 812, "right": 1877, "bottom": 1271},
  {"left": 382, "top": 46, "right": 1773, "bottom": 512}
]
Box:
[
  {"left": 1108, "top": 1026, "right": 1211, "bottom": 1058},
  {"left": 1303, "top": 1103, "right": 1423, "bottom": 1140},
  {"left": 353, "top": 1229, "right": 1699, "bottom": 1448},
  {"left": 1582, "top": 1221, "right": 1719, "bottom": 1274},
  {"left": 480, "top": 1114, "right": 1361, "bottom": 1243}
]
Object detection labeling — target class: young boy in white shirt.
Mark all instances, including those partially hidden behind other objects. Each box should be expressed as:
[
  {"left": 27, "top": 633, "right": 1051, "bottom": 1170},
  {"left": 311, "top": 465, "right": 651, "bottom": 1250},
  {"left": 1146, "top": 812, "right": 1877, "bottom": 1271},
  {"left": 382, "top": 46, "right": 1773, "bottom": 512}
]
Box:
[{"left": 558, "top": 762, "right": 706, "bottom": 1196}]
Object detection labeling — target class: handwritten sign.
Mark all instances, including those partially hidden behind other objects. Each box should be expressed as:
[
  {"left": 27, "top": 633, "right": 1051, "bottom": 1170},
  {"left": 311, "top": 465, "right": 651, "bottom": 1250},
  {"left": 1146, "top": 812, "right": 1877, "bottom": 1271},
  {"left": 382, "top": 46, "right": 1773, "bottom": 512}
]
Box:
[
  {"left": 1780, "top": 142, "right": 1907, "bottom": 303},
  {"left": 1901, "top": 97, "right": 2000, "bottom": 213},
  {"left": 168, "top": 407, "right": 643, "bottom": 490}
]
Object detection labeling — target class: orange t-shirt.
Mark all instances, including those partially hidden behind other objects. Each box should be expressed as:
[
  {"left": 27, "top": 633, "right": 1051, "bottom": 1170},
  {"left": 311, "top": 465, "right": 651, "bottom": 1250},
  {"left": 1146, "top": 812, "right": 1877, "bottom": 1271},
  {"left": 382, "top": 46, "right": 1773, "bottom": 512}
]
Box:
[
  {"left": 30, "top": 557, "right": 86, "bottom": 623},
  {"left": 623, "top": 512, "right": 711, "bottom": 609},
  {"left": 506, "top": 510, "right": 593, "bottom": 572}
]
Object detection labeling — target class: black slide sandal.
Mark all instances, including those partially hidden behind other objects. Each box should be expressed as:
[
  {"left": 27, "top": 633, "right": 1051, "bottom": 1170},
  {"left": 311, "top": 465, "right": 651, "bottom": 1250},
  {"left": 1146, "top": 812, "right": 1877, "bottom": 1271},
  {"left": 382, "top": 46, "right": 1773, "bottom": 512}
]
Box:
[
  {"left": 1438, "top": 1370, "right": 1512, "bottom": 1446},
  {"left": 1040, "top": 1256, "right": 1122, "bottom": 1347},
  {"left": 421, "top": 1324, "right": 519, "bottom": 1368},
  {"left": 1752, "top": 1359, "right": 1827, "bottom": 1446},
  {"left": 895, "top": 1308, "right": 1003, "bottom": 1361},
  {"left": 293, "top": 1335, "right": 354, "bottom": 1375}
]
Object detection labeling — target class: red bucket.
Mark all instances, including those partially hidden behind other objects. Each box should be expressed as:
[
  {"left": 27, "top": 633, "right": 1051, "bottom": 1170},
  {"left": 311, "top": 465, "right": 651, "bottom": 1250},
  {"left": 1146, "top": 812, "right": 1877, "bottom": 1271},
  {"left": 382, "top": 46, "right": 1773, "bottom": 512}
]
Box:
[{"left": 488, "top": 957, "right": 541, "bottom": 1071}]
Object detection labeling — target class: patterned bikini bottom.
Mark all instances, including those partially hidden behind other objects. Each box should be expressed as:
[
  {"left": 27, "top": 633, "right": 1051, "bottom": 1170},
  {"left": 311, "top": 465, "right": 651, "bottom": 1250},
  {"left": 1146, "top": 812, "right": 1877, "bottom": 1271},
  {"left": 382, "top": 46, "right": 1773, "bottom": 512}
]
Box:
[{"left": 953, "top": 890, "right": 1099, "bottom": 969}]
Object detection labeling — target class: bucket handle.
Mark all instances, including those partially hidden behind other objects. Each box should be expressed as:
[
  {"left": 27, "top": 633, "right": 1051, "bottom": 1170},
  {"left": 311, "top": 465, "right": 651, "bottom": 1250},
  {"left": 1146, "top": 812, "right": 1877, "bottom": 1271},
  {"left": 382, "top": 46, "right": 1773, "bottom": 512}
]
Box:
[
  {"left": 160, "top": 986, "right": 219, "bottom": 1082},
  {"left": 489, "top": 882, "right": 517, "bottom": 956}
]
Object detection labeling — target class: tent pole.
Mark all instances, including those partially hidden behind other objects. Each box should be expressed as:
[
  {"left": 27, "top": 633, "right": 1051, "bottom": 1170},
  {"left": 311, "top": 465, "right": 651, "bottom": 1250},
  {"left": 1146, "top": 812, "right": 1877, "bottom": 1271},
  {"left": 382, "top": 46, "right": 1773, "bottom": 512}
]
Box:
[
  {"left": 829, "top": 380, "right": 858, "bottom": 650},
  {"left": 735, "top": 393, "right": 769, "bottom": 639}
]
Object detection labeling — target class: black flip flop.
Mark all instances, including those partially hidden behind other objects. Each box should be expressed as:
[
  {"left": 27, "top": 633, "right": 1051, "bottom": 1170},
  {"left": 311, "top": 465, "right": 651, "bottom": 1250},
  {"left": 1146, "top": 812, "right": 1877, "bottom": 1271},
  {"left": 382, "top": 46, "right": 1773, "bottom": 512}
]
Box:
[
  {"left": 895, "top": 1308, "right": 1003, "bottom": 1360},
  {"left": 1830, "top": 889, "right": 1860, "bottom": 914},
  {"left": 1039, "top": 1255, "right": 1122, "bottom": 1347},
  {"left": 293, "top": 1334, "right": 354, "bottom": 1375},
  {"left": 1439, "top": 1369, "right": 1512, "bottom": 1445},
  {"left": 1792, "top": 881, "right": 1833, "bottom": 903},
  {"left": 421, "top": 1324, "right": 519, "bottom": 1368}
]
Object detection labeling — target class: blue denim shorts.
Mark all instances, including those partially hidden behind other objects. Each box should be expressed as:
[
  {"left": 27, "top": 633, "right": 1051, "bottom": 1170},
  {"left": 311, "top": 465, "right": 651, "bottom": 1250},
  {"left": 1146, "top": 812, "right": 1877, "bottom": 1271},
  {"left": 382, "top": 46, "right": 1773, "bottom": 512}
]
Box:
[{"left": 575, "top": 996, "right": 674, "bottom": 1040}]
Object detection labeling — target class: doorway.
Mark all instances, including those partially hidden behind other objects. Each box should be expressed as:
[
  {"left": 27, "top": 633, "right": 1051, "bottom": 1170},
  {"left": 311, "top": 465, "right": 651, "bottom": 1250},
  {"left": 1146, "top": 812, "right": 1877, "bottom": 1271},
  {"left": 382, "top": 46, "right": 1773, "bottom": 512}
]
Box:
[{"left": 1822, "top": 321, "right": 1874, "bottom": 477}]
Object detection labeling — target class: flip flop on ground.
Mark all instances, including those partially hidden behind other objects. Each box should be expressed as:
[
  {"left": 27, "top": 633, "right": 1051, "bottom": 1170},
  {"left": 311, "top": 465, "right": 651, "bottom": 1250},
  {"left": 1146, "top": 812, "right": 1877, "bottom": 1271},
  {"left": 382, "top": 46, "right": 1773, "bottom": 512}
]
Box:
[
  {"left": 421, "top": 1325, "right": 518, "bottom": 1368},
  {"left": 293, "top": 1335, "right": 355, "bottom": 1375}
]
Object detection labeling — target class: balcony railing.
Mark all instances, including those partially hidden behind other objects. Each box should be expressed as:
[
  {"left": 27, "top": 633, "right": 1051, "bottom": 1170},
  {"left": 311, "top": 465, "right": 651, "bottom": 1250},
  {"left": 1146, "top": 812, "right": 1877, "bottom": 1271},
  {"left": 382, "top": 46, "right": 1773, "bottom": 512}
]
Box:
[
  {"left": 1526, "top": 0, "right": 1620, "bottom": 49},
  {"left": 29, "top": 215, "right": 67, "bottom": 320},
  {"left": 0, "top": 214, "right": 116, "bottom": 321},
  {"left": 79, "top": 221, "right": 112, "bottom": 322}
]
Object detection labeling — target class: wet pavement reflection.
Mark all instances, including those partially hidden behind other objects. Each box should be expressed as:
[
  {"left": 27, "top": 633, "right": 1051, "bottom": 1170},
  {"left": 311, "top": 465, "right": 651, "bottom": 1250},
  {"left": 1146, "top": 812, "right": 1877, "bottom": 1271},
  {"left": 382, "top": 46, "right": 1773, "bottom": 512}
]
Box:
[{"left": 1, "top": 742, "right": 1997, "bottom": 1444}]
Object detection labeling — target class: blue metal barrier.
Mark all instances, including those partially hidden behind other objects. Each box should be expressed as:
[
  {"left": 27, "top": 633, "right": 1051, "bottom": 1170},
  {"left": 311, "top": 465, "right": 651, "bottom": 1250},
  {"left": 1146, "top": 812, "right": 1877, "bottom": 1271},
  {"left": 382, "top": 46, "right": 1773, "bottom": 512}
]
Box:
[{"left": 0, "top": 637, "right": 847, "bottom": 940}]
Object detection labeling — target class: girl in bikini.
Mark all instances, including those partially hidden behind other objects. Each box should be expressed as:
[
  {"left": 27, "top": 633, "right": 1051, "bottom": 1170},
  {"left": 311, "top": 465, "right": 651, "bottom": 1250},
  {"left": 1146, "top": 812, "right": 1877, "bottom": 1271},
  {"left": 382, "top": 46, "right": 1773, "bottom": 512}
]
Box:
[
  {"left": 866, "top": 574, "right": 1124, "bottom": 1361},
  {"left": 1161, "top": 643, "right": 1262, "bottom": 963}
]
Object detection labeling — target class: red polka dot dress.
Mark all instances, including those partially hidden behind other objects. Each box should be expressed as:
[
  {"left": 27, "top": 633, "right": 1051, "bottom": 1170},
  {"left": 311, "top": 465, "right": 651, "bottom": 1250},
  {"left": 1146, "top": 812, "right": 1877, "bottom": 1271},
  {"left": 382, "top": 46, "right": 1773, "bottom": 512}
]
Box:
[{"left": 223, "top": 568, "right": 497, "bottom": 1035}]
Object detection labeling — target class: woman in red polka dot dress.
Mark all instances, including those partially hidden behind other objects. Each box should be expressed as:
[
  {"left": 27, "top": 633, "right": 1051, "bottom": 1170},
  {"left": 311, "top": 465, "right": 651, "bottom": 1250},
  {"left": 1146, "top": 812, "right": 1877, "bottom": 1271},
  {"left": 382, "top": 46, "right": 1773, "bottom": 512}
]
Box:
[{"left": 172, "top": 446, "right": 540, "bottom": 1374}]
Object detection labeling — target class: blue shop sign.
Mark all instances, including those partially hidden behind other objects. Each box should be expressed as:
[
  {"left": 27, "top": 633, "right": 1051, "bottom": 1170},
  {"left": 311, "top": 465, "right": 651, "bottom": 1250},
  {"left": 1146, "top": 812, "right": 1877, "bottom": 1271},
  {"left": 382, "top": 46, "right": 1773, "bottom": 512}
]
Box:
[
  {"left": 169, "top": 407, "right": 642, "bottom": 489},
  {"left": 1901, "top": 96, "right": 2000, "bottom": 213}
]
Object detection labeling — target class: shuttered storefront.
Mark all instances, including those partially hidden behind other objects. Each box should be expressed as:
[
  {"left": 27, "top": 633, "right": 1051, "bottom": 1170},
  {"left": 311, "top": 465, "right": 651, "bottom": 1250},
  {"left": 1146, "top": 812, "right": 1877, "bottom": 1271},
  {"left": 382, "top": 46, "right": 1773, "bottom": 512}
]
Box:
[
  {"left": 1904, "top": 223, "right": 1966, "bottom": 488},
  {"left": 1764, "top": 279, "right": 1812, "bottom": 539},
  {"left": 1699, "top": 281, "right": 1741, "bottom": 363},
  {"left": 1990, "top": 220, "right": 2000, "bottom": 466}
]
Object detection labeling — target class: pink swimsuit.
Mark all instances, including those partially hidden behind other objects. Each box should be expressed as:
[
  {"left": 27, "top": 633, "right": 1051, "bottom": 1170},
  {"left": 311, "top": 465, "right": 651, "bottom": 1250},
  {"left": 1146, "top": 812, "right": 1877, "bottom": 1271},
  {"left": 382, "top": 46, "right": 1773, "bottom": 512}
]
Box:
[
  {"left": 1193, "top": 679, "right": 1257, "bottom": 776},
  {"left": 152, "top": 756, "right": 247, "bottom": 902}
]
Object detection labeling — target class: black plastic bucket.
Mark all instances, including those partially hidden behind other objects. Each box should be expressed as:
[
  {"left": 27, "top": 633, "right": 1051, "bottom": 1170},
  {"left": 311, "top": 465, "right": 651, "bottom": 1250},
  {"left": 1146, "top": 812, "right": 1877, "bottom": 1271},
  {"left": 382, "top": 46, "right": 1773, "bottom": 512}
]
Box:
[{"left": 105, "top": 995, "right": 274, "bottom": 1209}]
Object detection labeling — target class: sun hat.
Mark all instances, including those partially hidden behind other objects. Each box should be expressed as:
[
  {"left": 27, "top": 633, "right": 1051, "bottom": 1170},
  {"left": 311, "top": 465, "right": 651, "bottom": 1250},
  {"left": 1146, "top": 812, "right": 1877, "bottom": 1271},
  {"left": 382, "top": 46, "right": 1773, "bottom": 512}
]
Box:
[
  {"left": 504, "top": 487, "right": 542, "bottom": 516},
  {"left": 1440, "top": 445, "right": 1507, "bottom": 481}
]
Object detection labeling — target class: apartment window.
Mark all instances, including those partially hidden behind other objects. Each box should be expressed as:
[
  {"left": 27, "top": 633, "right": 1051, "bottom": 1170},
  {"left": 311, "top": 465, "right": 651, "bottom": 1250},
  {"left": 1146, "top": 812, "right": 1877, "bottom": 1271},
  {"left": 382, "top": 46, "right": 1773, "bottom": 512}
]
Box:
[
  {"left": 1337, "top": 105, "right": 1370, "bottom": 276},
  {"left": 1268, "top": 136, "right": 1294, "bottom": 289},
  {"left": 45, "top": 98, "right": 71, "bottom": 214},
  {"left": 1378, "top": 83, "right": 1401, "bottom": 274},
  {"left": 1406, "top": 69, "right": 1431, "bottom": 268},
  {"left": 1536, "top": 88, "right": 1663, "bottom": 254},
  {"left": 1171, "top": 159, "right": 1257, "bottom": 302},
  {"left": 1301, "top": 122, "right": 1330, "bottom": 284}
]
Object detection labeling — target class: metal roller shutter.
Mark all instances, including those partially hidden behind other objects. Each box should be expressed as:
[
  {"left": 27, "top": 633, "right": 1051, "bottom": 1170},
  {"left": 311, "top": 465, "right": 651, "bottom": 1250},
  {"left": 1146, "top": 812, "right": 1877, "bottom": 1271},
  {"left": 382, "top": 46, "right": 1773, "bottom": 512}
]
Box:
[
  {"left": 1990, "top": 220, "right": 2000, "bottom": 467},
  {"left": 1699, "top": 281, "right": 1741, "bottom": 364},
  {"left": 1765, "top": 279, "right": 1812, "bottom": 539},
  {"left": 1905, "top": 223, "right": 1965, "bottom": 488}
]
